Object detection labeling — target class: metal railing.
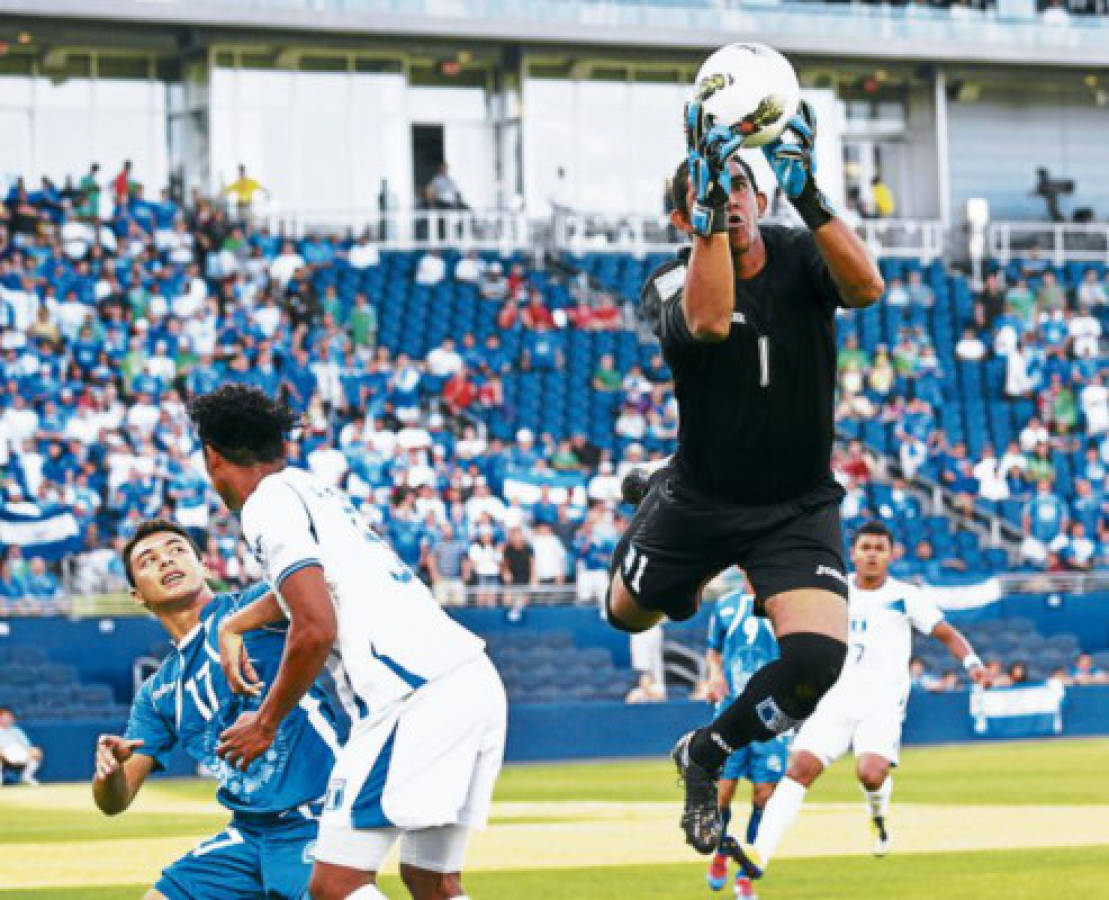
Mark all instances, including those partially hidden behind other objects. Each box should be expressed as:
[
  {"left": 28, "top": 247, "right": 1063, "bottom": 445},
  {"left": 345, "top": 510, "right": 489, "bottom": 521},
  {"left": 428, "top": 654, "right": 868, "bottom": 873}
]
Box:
[
  {"left": 987, "top": 220, "right": 1109, "bottom": 267},
  {"left": 266, "top": 206, "right": 953, "bottom": 260}
]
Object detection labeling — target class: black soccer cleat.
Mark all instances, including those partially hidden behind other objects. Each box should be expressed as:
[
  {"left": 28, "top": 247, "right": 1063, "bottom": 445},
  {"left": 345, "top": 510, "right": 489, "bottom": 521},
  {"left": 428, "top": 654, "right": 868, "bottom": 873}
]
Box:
[
  {"left": 621, "top": 467, "right": 651, "bottom": 507},
  {"left": 671, "top": 730, "right": 721, "bottom": 855}
]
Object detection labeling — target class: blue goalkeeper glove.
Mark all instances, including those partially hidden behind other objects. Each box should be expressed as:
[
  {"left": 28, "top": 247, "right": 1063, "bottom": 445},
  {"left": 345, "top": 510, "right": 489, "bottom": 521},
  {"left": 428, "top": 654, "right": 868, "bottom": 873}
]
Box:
[
  {"left": 684, "top": 101, "right": 743, "bottom": 238},
  {"left": 761, "top": 100, "right": 836, "bottom": 230}
]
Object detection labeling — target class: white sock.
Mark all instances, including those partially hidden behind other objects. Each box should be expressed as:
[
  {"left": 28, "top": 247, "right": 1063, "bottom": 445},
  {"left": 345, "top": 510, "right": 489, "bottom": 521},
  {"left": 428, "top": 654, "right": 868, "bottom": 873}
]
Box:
[
  {"left": 346, "top": 885, "right": 388, "bottom": 899},
  {"left": 863, "top": 776, "right": 892, "bottom": 820},
  {"left": 22, "top": 755, "right": 40, "bottom": 782},
  {"left": 752, "top": 776, "right": 808, "bottom": 867}
]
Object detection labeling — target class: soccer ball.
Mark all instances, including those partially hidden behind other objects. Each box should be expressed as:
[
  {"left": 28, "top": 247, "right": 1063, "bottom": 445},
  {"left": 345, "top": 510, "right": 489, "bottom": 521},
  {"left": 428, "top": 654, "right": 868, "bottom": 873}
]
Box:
[{"left": 690, "top": 43, "right": 800, "bottom": 149}]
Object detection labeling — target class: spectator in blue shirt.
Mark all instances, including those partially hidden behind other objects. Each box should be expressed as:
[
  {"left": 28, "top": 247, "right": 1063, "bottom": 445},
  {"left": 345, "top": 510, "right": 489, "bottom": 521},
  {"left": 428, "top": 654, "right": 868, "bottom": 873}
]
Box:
[
  {"left": 0, "top": 561, "right": 27, "bottom": 608},
  {"left": 521, "top": 323, "right": 564, "bottom": 371},
  {"left": 1071, "top": 653, "right": 1108, "bottom": 686},
  {"left": 1071, "top": 479, "right": 1102, "bottom": 536},
  {"left": 1023, "top": 479, "right": 1069, "bottom": 545},
  {"left": 23, "top": 557, "right": 60, "bottom": 606},
  {"left": 532, "top": 484, "right": 560, "bottom": 526}
]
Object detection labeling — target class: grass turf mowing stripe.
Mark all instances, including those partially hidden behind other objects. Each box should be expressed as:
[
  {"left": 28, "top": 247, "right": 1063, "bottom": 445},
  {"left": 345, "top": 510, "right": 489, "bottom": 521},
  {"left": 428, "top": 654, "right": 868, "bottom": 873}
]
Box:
[{"left": 3, "top": 845, "right": 1109, "bottom": 899}]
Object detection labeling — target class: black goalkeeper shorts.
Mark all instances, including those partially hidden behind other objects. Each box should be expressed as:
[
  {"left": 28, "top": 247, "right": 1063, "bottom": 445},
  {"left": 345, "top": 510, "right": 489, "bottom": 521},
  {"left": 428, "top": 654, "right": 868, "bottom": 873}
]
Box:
[{"left": 609, "top": 465, "right": 849, "bottom": 621}]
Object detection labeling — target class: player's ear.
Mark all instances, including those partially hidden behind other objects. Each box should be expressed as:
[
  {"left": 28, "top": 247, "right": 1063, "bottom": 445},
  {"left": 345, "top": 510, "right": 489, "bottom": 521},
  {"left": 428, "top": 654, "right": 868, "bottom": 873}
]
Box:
[{"left": 755, "top": 191, "right": 768, "bottom": 218}]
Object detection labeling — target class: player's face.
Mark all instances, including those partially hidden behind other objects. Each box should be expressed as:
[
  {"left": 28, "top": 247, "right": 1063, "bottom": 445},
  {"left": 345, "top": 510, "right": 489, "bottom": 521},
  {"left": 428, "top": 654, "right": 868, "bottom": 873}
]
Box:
[
  {"left": 129, "top": 532, "right": 206, "bottom": 608},
  {"left": 852, "top": 534, "right": 892, "bottom": 581},
  {"left": 725, "top": 160, "right": 766, "bottom": 253},
  {"left": 201, "top": 444, "right": 240, "bottom": 512}
]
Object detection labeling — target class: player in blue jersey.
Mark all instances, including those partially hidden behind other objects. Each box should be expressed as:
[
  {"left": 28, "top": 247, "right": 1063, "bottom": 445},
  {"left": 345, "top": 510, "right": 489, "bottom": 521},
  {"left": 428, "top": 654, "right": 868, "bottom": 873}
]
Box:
[
  {"left": 92, "top": 519, "right": 346, "bottom": 900},
  {"left": 704, "top": 579, "right": 788, "bottom": 900}
]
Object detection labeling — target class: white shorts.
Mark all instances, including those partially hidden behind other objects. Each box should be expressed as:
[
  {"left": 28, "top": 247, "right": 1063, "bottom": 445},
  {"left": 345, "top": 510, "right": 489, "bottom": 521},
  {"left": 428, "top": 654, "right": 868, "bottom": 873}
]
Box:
[
  {"left": 791, "top": 689, "right": 907, "bottom": 767},
  {"left": 315, "top": 654, "right": 506, "bottom": 872}
]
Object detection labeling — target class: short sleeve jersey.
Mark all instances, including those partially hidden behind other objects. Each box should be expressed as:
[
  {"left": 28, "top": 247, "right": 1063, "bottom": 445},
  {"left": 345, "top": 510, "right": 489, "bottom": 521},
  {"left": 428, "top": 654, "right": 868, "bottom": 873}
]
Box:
[
  {"left": 706, "top": 589, "right": 779, "bottom": 702},
  {"left": 830, "top": 574, "right": 945, "bottom": 704},
  {"left": 240, "top": 467, "right": 485, "bottom": 716},
  {"left": 124, "top": 585, "right": 346, "bottom": 815},
  {"left": 642, "top": 223, "right": 843, "bottom": 505}
]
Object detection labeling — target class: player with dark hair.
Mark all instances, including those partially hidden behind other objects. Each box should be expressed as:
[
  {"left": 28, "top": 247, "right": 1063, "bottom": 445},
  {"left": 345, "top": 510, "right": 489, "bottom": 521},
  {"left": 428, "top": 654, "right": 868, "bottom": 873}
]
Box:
[
  {"left": 93, "top": 517, "right": 345, "bottom": 900},
  {"left": 606, "top": 99, "right": 885, "bottom": 855},
  {"left": 729, "top": 519, "right": 990, "bottom": 879},
  {"left": 190, "top": 384, "right": 505, "bottom": 900}
]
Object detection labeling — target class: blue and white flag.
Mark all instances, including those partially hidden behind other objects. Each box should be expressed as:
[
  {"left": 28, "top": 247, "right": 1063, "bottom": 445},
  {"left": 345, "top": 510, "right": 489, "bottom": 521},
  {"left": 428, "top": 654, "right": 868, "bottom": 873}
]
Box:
[
  {"left": 969, "top": 682, "right": 1065, "bottom": 739},
  {"left": 0, "top": 501, "right": 82, "bottom": 561},
  {"left": 502, "top": 468, "right": 588, "bottom": 507}
]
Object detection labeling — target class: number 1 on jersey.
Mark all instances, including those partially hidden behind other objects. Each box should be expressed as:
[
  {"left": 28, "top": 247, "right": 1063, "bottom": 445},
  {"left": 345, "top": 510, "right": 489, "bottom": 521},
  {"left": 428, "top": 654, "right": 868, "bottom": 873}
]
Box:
[{"left": 758, "top": 335, "right": 770, "bottom": 388}]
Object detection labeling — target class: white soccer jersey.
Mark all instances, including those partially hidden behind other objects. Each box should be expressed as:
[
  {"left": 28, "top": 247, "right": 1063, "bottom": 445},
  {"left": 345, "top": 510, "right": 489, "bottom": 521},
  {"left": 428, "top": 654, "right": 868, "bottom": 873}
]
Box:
[
  {"left": 241, "top": 467, "right": 485, "bottom": 716},
  {"left": 829, "top": 574, "right": 944, "bottom": 705}
]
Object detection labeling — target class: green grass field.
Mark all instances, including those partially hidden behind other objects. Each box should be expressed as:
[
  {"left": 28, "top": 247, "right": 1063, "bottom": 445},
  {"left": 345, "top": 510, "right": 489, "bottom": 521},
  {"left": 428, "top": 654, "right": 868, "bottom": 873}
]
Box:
[{"left": 2, "top": 738, "right": 1107, "bottom": 898}]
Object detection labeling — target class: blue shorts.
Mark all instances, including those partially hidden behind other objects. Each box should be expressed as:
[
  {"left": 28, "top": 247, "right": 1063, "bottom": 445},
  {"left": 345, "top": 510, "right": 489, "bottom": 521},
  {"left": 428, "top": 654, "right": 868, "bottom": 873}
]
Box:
[
  {"left": 720, "top": 734, "right": 789, "bottom": 785},
  {"left": 156, "top": 811, "right": 317, "bottom": 900}
]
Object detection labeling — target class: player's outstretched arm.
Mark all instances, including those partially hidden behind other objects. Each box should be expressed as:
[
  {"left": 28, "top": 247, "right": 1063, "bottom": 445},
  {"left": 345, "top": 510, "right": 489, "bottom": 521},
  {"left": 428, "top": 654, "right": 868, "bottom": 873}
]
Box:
[
  {"left": 931, "top": 621, "right": 989, "bottom": 687},
  {"left": 218, "top": 566, "right": 336, "bottom": 769},
  {"left": 762, "top": 101, "right": 884, "bottom": 309},
  {"left": 811, "top": 219, "right": 885, "bottom": 309},
  {"left": 217, "top": 592, "right": 285, "bottom": 696},
  {"left": 92, "top": 736, "right": 153, "bottom": 815}
]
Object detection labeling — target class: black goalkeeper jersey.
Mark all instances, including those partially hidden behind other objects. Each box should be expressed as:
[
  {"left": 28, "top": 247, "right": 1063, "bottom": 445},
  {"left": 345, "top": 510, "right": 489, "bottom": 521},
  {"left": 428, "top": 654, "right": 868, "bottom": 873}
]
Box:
[{"left": 642, "top": 222, "right": 843, "bottom": 506}]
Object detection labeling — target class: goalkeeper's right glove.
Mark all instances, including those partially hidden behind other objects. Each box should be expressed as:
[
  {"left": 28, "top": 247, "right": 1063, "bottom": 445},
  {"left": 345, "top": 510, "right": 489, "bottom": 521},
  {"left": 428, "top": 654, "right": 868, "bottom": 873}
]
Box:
[{"left": 684, "top": 102, "right": 743, "bottom": 238}]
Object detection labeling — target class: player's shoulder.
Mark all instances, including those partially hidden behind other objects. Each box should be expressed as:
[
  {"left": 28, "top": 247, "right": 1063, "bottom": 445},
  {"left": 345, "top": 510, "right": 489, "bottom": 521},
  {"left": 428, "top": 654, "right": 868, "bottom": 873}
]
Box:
[
  {"left": 136, "top": 659, "right": 177, "bottom": 710},
  {"left": 640, "top": 248, "right": 690, "bottom": 333},
  {"left": 243, "top": 467, "right": 310, "bottom": 520},
  {"left": 759, "top": 221, "right": 811, "bottom": 253},
  {"left": 643, "top": 249, "right": 690, "bottom": 301}
]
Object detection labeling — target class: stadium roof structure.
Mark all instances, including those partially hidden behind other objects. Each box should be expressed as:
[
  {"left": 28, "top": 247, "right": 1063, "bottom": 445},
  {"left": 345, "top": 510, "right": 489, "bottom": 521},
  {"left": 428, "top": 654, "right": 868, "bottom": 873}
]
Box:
[{"left": 5, "top": 0, "right": 1109, "bottom": 68}]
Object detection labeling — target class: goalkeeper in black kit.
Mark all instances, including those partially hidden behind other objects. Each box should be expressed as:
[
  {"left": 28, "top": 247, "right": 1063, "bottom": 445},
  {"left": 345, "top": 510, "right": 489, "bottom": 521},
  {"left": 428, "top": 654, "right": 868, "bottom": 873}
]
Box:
[{"left": 605, "top": 98, "right": 885, "bottom": 866}]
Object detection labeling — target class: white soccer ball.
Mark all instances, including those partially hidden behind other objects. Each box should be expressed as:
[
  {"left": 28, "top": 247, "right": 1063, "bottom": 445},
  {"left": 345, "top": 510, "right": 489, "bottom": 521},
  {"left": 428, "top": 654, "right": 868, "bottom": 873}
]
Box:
[{"left": 691, "top": 43, "right": 801, "bottom": 149}]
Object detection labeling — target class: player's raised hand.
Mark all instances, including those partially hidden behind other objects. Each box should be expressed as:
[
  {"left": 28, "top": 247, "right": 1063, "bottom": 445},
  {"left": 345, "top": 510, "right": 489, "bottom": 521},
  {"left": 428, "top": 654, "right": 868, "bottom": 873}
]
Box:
[
  {"left": 218, "top": 623, "right": 263, "bottom": 697},
  {"left": 761, "top": 100, "right": 835, "bottom": 230},
  {"left": 94, "top": 735, "right": 143, "bottom": 780},
  {"left": 217, "top": 710, "right": 276, "bottom": 771}
]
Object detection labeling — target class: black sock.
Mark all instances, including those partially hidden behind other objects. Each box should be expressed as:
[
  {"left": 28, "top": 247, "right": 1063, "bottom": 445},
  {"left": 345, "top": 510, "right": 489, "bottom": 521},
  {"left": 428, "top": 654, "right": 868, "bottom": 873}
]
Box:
[
  {"left": 689, "top": 632, "right": 846, "bottom": 773},
  {"left": 689, "top": 657, "right": 797, "bottom": 771}
]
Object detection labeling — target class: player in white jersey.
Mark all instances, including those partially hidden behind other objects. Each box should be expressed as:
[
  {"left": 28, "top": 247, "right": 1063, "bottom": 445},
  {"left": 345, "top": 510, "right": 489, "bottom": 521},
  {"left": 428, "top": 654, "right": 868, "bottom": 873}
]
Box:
[
  {"left": 189, "top": 385, "right": 506, "bottom": 900},
  {"left": 727, "top": 520, "right": 989, "bottom": 882}
]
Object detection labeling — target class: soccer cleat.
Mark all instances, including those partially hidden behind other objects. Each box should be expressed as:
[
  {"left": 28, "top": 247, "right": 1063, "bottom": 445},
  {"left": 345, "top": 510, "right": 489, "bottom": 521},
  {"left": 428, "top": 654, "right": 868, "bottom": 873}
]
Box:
[
  {"left": 620, "top": 467, "right": 651, "bottom": 507},
  {"left": 734, "top": 874, "right": 757, "bottom": 899},
  {"left": 671, "top": 730, "right": 721, "bottom": 854},
  {"left": 706, "top": 851, "right": 729, "bottom": 890},
  {"left": 721, "top": 835, "right": 766, "bottom": 880},
  {"left": 872, "top": 816, "right": 891, "bottom": 857}
]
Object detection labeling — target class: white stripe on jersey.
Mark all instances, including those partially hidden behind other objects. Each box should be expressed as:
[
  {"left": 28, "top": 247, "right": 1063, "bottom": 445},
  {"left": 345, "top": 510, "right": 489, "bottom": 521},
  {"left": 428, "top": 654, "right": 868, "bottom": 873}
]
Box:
[{"left": 298, "top": 692, "right": 342, "bottom": 756}]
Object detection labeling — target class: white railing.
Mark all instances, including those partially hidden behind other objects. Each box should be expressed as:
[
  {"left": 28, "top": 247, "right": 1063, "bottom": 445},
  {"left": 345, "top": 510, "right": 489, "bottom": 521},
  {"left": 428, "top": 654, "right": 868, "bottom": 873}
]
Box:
[
  {"left": 266, "top": 208, "right": 533, "bottom": 252},
  {"left": 855, "top": 218, "right": 945, "bottom": 263},
  {"left": 987, "top": 220, "right": 1109, "bottom": 267},
  {"left": 270, "top": 207, "right": 948, "bottom": 261}
]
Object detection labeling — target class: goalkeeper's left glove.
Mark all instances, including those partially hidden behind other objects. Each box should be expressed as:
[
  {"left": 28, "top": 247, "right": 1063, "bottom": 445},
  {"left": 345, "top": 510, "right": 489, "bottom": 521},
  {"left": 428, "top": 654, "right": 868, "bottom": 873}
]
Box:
[{"left": 761, "top": 100, "right": 836, "bottom": 231}]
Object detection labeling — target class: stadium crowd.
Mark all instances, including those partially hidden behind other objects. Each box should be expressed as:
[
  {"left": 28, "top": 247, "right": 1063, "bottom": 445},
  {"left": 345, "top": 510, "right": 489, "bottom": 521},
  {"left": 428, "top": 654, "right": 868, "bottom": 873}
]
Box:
[
  {"left": 0, "top": 166, "right": 666, "bottom": 614},
  {"left": 1, "top": 166, "right": 1109, "bottom": 616},
  {"left": 829, "top": 251, "right": 1109, "bottom": 576}
]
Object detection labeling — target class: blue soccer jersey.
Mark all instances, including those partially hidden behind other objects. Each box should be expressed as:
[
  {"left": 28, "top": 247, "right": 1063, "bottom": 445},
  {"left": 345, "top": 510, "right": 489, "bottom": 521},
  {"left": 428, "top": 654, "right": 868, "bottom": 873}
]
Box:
[
  {"left": 707, "top": 589, "right": 789, "bottom": 786},
  {"left": 125, "top": 584, "right": 346, "bottom": 815},
  {"left": 706, "top": 589, "right": 779, "bottom": 701}
]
